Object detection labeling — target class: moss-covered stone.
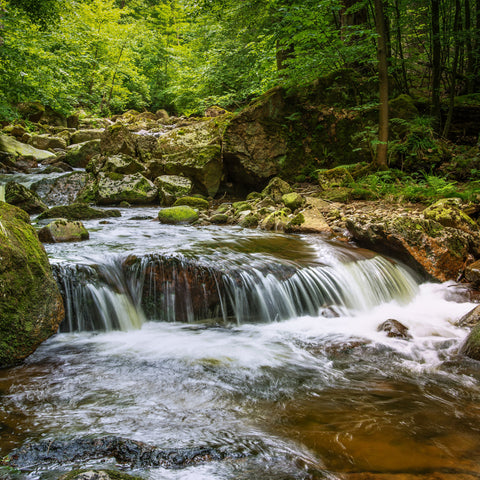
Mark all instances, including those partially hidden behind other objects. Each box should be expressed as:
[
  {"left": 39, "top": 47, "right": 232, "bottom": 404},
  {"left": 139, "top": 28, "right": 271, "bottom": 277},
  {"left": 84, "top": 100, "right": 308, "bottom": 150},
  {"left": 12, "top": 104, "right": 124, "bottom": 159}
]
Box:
[
  {"left": 173, "top": 196, "right": 210, "bottom": 210},
  {"left": 0, "top": 202, "right": 64, "bottom": 367},
  {"left": 5, "top": 181, "right": 48, "bottom": 214},
  {"left": 282, "top": 192, "right": 304, "bottom": 210},
  {"left": 28, "top": 134, "right": 67, "bottom": 152},
  {"left": 37, "top": 203, "right": 121, "bottom": 221},
  {"left": 96, "top": 172, "right": 158, "bottom": 205},
  {"left": 60, "top": 469, "right": 143, "bottom": 480},
  {"left": 232, "top": 201, "right": 251, "bottom": 213},
  {"left": 65, "top": 140, "right": 101, "bottom": 168},
  {"left": 389, "top": 94, "right": 419, "bottom": 120},
  {"left": 102, "top": 154, "right": 145, "bottom": 175},
  {"left": 0, "top": 134, "right": 55, "bottom": 162},
  {"left": 261, "top": 177, "right": 292, "bottom": 203},
  {"left": 100, "top": 124, "right": 136, "bottom": 157},
  {"left": 260, "top": 209, "right": 290, "bottom": 231},
  {"left": 318, "top": 167, "right": 354, "bottom": 189},
  {"left": 240, "top": 213, "right": 259, "bottom": 228},
  {"left": 155, "top": 175, "right": 193, "bottom": 206},
  {"left": 37, "top": 219, "right": 89, "bottom": 243},
  {"left": 158, "top": 206, "right": 199, "bottom": 224},
  {"left": 209, "top": 213, "right": 229, "bottom": 224},
  {"left": 423, "top": 198, "right": 478, "bottom": 232},
  {"left": 460, "top": 323, "right": 480, "bottom": 360}
]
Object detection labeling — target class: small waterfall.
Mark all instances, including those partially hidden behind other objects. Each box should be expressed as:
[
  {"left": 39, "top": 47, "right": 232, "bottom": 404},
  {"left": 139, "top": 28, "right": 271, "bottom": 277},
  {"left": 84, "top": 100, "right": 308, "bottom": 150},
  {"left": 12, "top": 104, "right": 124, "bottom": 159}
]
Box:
[{"left": 53, "top": 252, "right": 419, "bottom": 332}]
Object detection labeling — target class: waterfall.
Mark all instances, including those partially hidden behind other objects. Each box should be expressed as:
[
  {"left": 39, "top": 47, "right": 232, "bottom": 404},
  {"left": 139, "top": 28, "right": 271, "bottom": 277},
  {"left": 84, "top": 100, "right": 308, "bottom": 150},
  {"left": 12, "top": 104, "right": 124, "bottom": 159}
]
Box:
[{"left": 53, "top": 252, "right": 419, "bottom": 332}]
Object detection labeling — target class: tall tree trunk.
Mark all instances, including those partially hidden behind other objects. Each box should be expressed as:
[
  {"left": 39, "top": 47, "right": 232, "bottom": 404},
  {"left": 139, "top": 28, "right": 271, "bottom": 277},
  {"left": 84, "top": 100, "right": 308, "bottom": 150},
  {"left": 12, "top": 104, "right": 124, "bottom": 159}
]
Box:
[
  {"left": 431, "top": 0, "right": 442, "bottom": 130},
  {"left": 443, "top": 0, "right": 462, "bottom": 138},
  {"left": 374, "top": 0, "right": 389, "bottom": 169},
  {"left": 393, "top": 0, "right": 409, "bottom": 93}
]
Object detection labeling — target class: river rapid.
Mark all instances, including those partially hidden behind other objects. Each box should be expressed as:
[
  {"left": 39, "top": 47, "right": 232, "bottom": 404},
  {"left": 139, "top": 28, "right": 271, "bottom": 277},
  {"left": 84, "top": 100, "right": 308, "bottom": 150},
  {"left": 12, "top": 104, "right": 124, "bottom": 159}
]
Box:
[{"left": 1, "top": 207, "right": 480, "bottom": 480}]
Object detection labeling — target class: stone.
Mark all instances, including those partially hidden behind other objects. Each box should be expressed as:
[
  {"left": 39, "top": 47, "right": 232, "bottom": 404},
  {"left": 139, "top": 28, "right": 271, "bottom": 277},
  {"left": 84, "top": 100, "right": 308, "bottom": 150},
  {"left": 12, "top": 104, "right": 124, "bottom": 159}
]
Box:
[
  {"left": 37, "top": 203, "right": 121, "bottom": 221},
  {"left": 70, "top": 129, "right": 104, "bottom": 144},
  {"left": 29, "top": 134, "right": 67, "bottom": 151},
  {"left": 318, "top": 166, "right": 354, "bottom": 189},
  {"left": 261, "top": 177, "right": 292, "bottom": 203},
  {"left": 155, "top": 175, "right": 193, "bottom": 206},
  {"left": 377, "top": 319, "right": 411, "bottom": 339},
  {"left": 100, "top": 124, "right": 136, "bottom": 157},
  {"left": 285, "top": 208, "right": 332, "bottom": 234},
  {"left": 465, "top": 259, "right": 480, "bottom": 286},
  {"left": 96, "top": 172, "right": 158, "bottom": 205},
  {"left": 282, "top": 192, "right": 304, "bottom": 210},
  {"left": 65, "top": 140, "right": 101, "bottom": 168},
  {"left": 346, "top": 214, "right": 480, "bottom": 282},
  {"left": 205, "top": 105, "right": 228, "bottom": 117},
  {"left": 16, "top": 101, "right": 45, "bottom": 122},
  {"left": 156, "top": 109, "right": 169, "bottom": 121},
  {"left": 240, "top": 214, "right": 259, "bottom": 228},
  {"left": 209, "top": 213, "right": 229, "bottom": 224},
  {"left": 389, "top": 93, "right": 419, "bottom": 120},
  {"left": 260, "top": 209, "right": 290, "bottom": 231},
  {"left": 5, "top": 181, "right": 48, "bottom": 214},
  {"left": 456, "top": 305, "right": 480, "bottom": 328},
  {"left": 0, "top": 134, "right": 55, "bottom": 162},
  {"left": 158, "top": 206, "right": 199, "bottom": 224},
  {"left": 102, "top": 154, "right": 145, "bottom": 175},
  {"left": 0, "top": 202, "right": 64, "bottom": 367},
  {"left": 423, "top": 198, "right": 478, "bottom": 232},
  {"left": 31, "top": 172, "right": 89, "bottom": 205},
  {"left": 37, "top": 219, "right": 89, "bottom": 243},
  {"left": 460, "top": 323, "right": 480, "bottom": 360},
  {"left": 173, "top": 196, "right": 210, "bottom": 210}
]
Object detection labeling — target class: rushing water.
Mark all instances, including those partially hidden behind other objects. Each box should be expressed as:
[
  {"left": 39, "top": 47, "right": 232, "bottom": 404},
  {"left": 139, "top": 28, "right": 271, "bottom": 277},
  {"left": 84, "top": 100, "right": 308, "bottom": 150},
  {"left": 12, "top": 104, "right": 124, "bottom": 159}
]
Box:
[{"left": 1, "top": 207, "right": 480, "bottom": 480}]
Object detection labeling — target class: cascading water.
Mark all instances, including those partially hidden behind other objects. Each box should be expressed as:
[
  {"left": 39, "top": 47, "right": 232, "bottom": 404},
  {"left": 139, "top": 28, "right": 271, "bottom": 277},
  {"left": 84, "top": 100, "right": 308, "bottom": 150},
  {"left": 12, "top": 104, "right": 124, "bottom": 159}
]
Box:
[{"left": 1, "top": 208, "right": 479, "bottom": 480}]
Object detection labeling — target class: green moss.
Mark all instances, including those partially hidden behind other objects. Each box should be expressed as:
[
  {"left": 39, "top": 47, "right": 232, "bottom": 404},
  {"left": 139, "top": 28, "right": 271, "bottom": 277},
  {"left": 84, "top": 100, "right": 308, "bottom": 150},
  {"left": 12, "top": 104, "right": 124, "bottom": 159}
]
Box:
[
  {"left": 173, "top": 196, "right": 210, "bottom": 210},
  {"left": 240, "top": 214, "right": 259, "bottom": 228},
  {"left": 37, "top": 203, "right": 121, "bottom": 221},
  {"left": 158, "top": 206, "right": 199, "bottom": 224},
  {"left": 232, "top": 201, "right": 251, "bottom": 213},
  {"left": 282, "top": 192, "right": 304, "bottom": 210}
]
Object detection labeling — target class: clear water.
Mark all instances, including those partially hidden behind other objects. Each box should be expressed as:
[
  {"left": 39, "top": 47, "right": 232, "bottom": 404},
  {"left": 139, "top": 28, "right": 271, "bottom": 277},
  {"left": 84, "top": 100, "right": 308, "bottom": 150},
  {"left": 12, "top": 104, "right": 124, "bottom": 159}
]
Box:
[{"left": 1, "top": 207, "right": 479, "bottom": 480}]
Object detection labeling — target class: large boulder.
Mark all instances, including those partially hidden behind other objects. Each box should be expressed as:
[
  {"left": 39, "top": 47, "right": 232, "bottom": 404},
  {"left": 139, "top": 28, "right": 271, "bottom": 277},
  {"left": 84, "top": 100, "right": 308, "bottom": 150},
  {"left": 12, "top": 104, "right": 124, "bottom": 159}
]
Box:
[
  {"left": 0, "top": 134, "right": 55, "bottom": 162},
  {"left": 37, "top": 219, "right": 89, "bottom": 243},
  {"left": 158, "top": 206, "right": 199, "bottom": 225},
  {"left": 101, "top": 154, "right": 145, "bottom": 175},
  {"left": 0, "top": 202, "right": 64, "bottom": 367},
  {"left": 65, "top": 140, "right": 101, "bottom": 168},
  {"left": 100, "top": 124, "right": 136, "bottom": 157},
  {"left": 5, "top": 181, "right": 48, "bottom": 214},
  {"left": 96, "top": 172, "right": 157, "bottom": 205},
  {"left": 70, "top": 129, "right": 104, "bottom": 144},
  {"left": 144, "top": 118, "right": 227, "bottom": 196},
  {"left": 28, "top": 134, "right": 67, "bottom": 152},
  {"left": 422, "top": 198, "right": 479, "bottom": 232},
  {"left": 31, "top": 172, "right": 89, "bottom": 205},
  {"left": 346, "top": 214, "right": 480, "bottom": 282},
  {"left": 155, "top": 175, "right": 193, "bottom": 206}
]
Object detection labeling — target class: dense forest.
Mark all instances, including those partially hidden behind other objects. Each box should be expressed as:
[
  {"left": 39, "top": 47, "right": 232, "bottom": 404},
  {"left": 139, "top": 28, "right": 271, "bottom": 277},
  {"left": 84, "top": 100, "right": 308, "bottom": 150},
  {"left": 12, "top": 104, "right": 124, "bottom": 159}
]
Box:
[{"left": 1, "top": 0, "right": 480, "bottom": 122}]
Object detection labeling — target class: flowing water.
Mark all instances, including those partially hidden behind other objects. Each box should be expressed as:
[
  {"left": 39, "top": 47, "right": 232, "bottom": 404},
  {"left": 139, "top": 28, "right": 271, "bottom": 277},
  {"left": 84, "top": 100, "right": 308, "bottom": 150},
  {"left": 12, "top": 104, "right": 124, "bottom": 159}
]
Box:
[{"left": 1, "top": 207, "right": 480, "bottom": 480}]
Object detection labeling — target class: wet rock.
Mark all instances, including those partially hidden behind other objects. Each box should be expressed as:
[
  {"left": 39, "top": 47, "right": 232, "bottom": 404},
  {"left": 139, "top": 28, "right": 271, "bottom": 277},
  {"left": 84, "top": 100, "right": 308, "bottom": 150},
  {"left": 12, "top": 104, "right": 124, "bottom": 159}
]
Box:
[
  {"left": 70, "top": 129, "right": 104, "bottom": 144},
  {"left": 456, "top": 305, "right": 480, "bottom": 328},
  {"left": 0, "top": 202, "right": 64, "bottom": 367},
  {"left": 240, "top": 213, "right": 259, "bottom": 228},
  {"left": 158, "top": 206, "right": 199, "bottom": 225},
  {"left": 96, "top": 172, "right": 157, "bottom": 205},
  {"left": 465, "top": 259, "right": 480, "bottom": 286},
  {"left": 65, "top": 140, "right": 101, "bottom": 168},
  {"left": 31, "top": 172, "right": 89, "bottom": 205},
  {"left": 102, "top": 154, "right": 145, "bottom": 175},
  {"left": 60, "top": 470, "right": 143, "bottom": 480},
  {"left": 0, "top": 134, "right": 55, "bottom": 163},
  {"left": 261, "top": 177, "right": 292, "bottom": 203},
  {"left": 28, "top": 134, "right": 67, "bottom": 152},
  {"left": 37, "top": 219, "right": 89, "bottom": 243},
  {"left": 209, "top": 213, "right": 229, "bottom": 224},
  {"left": 286, "top": 208, "right": 332, "bottom": 235},
  {"left": 6, "top": 436, "right": 243, "bottom": 470},
  {"left": 460, "top": 322, "right": 480, "bottom": 360},
  {"left": 174, "top": 196, "right": 209, "bottom": 210},
  {"left": 260, "top": 209, "right": 290, "bottom": 231},
  {"left": 377, "top": 319, "right": 412, "bottom": 339},
  {"left": 422, "top": 198, "right": 478, "bottom": 232},
  {"left": 346, "top": 214, "right": 480, "bottom": 282},
  {"left": 37, "top": 203, "right": 121, "bottom": 221},
  {"left": 155, "top": 175, "right": 193, "bottom": 206},
  {"left": 5, "top": 181, "right": 48, "bottom": 214}
]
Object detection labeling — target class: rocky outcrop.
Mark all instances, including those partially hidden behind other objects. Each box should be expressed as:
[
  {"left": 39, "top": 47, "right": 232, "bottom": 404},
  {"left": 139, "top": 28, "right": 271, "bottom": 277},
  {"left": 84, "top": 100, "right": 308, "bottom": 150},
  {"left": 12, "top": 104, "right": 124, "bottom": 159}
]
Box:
[
  {"left": 345, "top": 204, "right": 480, "bottom": 282},
  {"left": 0, "top": 202, "right": 64, "bottom": 367},
  {"left": 37, "top": 219, "right": 89, "bottom": 243},
  {"left": 5, "top": 181, "right": 48, "bottom": 214}
]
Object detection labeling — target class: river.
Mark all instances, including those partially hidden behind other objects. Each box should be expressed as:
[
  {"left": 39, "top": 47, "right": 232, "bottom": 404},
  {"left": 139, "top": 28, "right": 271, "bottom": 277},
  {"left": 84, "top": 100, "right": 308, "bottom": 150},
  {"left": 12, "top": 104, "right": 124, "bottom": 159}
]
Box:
[{"left": 1, "top": 206, "right": 480, "bottom": 480}]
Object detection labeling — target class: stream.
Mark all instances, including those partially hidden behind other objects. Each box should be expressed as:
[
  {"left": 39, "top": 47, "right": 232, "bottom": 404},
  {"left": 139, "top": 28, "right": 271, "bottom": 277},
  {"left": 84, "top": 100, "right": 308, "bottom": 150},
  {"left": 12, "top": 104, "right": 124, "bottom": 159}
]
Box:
[{"left": 1, "top": 206, "right": 480, "bottom": 479}]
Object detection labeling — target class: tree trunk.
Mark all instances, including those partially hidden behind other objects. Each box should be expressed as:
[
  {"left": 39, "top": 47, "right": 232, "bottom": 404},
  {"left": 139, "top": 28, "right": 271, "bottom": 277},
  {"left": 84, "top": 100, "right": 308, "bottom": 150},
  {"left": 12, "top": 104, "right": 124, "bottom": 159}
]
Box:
[
  {"left": 374, "top": 0, "right": 389, "bottom": 169},
  {"left": 431, "top": 0, "right": 442, "bottom": 130}
]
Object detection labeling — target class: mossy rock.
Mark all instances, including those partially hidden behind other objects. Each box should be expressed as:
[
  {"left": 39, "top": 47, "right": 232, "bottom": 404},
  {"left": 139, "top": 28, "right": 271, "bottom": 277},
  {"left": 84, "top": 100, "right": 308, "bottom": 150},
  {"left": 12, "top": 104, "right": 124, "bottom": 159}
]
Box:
[
  {"left": 260, "top": 209, "right": 290, "bottom": 231},
  {"left": 210, "top": 213, "right": 229, "bottom": 224},
  {"left": 100, "top": 124, "right": 136, "bottom": 157},
  {"left": 173, "top": 196, "right": 210, "bottom": 210},
  {"left": 37, "top": 219, "right": 89, "bottom": 243},
  {"left": 389, "top": 94, "right": 419, "bottom": 120},
  {"left": 5, "top": 181, "right": 48, "bottom": 214},
  {"left": 261, "top": 177, "right": 292, "bottom": 203},
  {"left": 460, "top": 323, "right": 480, "bottom": 360},
  {"left": 158, "top": 206, "right": 199, "bottom": 224},
  {"left": 232, "top": 201, "right": 251, "bottom": 213},
  {"left": 60, "top": 469, "right": 143, "bottom": 480},
  {"left": 282, "top": 192, "right": 304, "bottom": 210},
  {"left": 0, "top": 202, "right": 64, "bottom": 367},
  {"left": 155, "top": 175, "right": 193, "bottom": 206},
  {"left": 0, "top": 134, "right": 55, "bottom": 162},
  {"left": 96, "top": 172, "right": 158, "bottom": 205},
  {"left": 37, "top": 203, "right": 121, "bottom": 221},
  {"left": 65, "top": 140, "right": 101, "bottom": 168},
  {"left": 102, "top": 154, "right": 145, "bottom": 175},
  {"left": 423, "top": 198, "right": 478, "bottom": 232},
  {"left": 240, "top": 213, "right": 259, "bottom": 228},
  {"left": 318, "top": 167, "right": 354, "bottom": 189}
]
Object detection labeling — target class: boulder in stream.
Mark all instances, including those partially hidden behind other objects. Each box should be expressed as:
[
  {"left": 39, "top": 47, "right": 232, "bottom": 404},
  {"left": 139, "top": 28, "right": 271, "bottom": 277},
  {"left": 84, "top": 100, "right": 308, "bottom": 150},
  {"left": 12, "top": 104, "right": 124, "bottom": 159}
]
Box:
[
  {"left": 37, "top": 203, "right": 121, "bottom": 221},
  {"left": 5, "top": 181, "right": 48, "bottom": 214},
  {"left": 155, "top": 175, "right": 193, "bottom": 206},
  {"left": 96, "top": 172, "right": 157, "bottom": 205},
  {"left": 37, "top": 219, "right": 89, "bottom": 243},
  {"left": 65, "top": 140, "right": 101, "bottom": 168},
  {"left": 0, "top": 202, "right": 64, "bottom": 367},
  {"left": 158, "top": 205, "right": 199, "bottom": 225}
]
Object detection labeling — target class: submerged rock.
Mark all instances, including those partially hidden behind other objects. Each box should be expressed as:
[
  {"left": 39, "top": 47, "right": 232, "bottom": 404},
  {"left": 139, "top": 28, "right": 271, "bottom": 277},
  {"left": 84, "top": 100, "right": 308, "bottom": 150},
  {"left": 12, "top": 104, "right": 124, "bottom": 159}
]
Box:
[
  {"left": 37, "top": 219, "right": 89, "bottom": 243},
  {"left": 60, "top": 470, "right": 143, "bottom": 480},
  {"left": 456, "top": 305, "right": 480, "bottom": 328},
  {"left": 377, "top": 319, "right": 411, "bottom": 339},
  {"left": 5, "top": 181, "right": 48, "bottom": 214},
  {"left": 0, "top": 202, "right": 64, "bottom": 367},
  {"left": 37, "top": 203, "right": 121, "bottom": 221},
  {"left": 6, "top": 436, "right": 244, "bottom": 469},
  {"left": 158, "top": 206, "right": 199, "bottom": 225}
]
